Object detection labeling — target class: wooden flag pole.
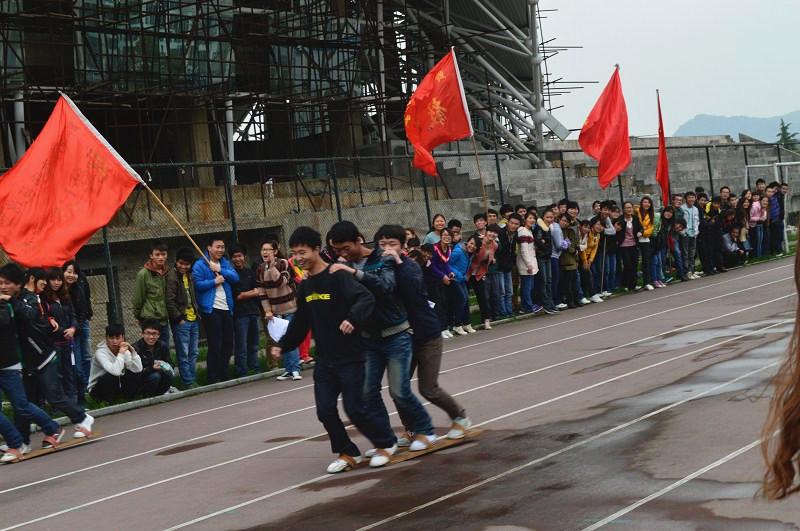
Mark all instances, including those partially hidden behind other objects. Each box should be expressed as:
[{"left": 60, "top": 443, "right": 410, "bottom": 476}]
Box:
[
  {"left": 470, "top": 136, "right": 490, "bottom": 220},
  {"left": 140, "top": 182, "right": 211, "bottom": 265}
]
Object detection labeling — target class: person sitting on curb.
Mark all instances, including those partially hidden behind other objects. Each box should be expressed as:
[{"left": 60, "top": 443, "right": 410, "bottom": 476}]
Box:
[
  {"left": 88, "top": 324, "right": 143, "bottom": 403},
  {"left": 132, "top": 320, "right": 175, "bottom": 397}
]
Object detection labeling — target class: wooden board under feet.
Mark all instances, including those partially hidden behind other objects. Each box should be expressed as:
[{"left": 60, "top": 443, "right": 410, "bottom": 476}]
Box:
[
  {"left": 14, "top": 433, "right": 99, "bottom": 462},
  {"left": 388, "top": 428, "right": 482, "bottom": 465}
]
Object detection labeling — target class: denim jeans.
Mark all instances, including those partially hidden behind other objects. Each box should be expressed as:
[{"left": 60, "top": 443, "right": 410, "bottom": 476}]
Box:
[
  {"left": 519, "top": 274, "right": 535, "bottom": 312},
  {"left": 537, "top": 257, "right": 555, "bottom": 310},
  {"left": 590, "top": 256, "right": 603, "bottom": 294},
  {"left": 158, "top": 323, "right": 171, "bottom": 352},
  {"left": 234, "top": 314, "right": 261, "bottom": 377},
  {"left": 172, "top": 319, "right": 200, "bottom": 386},
  {"left": 141, "top": 370, "right": 172, "bottom": 397},
  {"left": 673, "top": 243, "right": 686, "bottom": 278},
  {"left": 604, "top": 253, "right": 618, "bottom": 292},
  {"left": 550, "top": 257, "right": 561, "bottom": 304},
  {"left": 363, "top": 332, "right": 433, "bottom": 436},
  {"left": 74, "top": 320, "right": 91, "bottom": 392},
  {"left": 0, "top": 369, "right": 60, "bottom": 444},
  {"left": 18, "top": 360, "right": 85, "bottom": 441},
  {"left": 651, "top": 249, "right": 665, "bottom": 282},
  {"left": 750, "top": 224, "right": 764, "bottom": 257},
  {"left": 314, "top": 359, "right": 395, "bottom": 456},
  {"left": 487, "top": 272, "right": 502, "bottom": 319},
  {"left": 0, "top": 412, "right": 23, "bottom": 449},
  {"left": 683, "top": 236, "right": 697, "bottom": 273},
  {"left": 498, "top": 271, "right": 513, "bottom": 316},
  {"left": 278, "top": 313, "right": 301, "bottom": 374},
  {"left": 446, "top": 281, "right": 470, "bottom": 327}
]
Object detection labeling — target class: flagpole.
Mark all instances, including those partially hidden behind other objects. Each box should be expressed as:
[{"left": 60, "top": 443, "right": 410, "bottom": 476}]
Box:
[
  {"left": 470, "top": 136, "right": 490, "bottom": 220},
  {"left": 141, "top": 183, "right": 211, "bottom": 265}
]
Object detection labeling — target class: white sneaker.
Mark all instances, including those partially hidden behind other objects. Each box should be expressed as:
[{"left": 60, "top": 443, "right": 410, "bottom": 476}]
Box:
[
  {"left": 452, "top": 326, "right": 468, "bottom": 336},
  {"left": 369, "top": 444, "right": 397, "bottom": 468},
  {"left": 1, "top": 448, "right": 23, "bottom": 463},
  {"left": 276, "top": 372, "right": 291, "bottom": 381},
  {"left": 73, "top": 413, "right": 94, "bottom": 439},
  {"left": 396, "top": 432, "right": 413, "bottom": 447},
  {"left": 327, "top": 454, "right": 362, "bottom": 474},
  {"left": 463, "top": 324, "right": 477, "bottom": 334},
  {"left": 291, "top": 371, "right": 303, "bottom": 380},
  {"left": 409, "top": 434, "right": 438, "bottom": 451},
  {"left": 440, "top": 330, "right": 451, "bottom": 339},
  {"left": 483, "top": 319, "right": 492, "bottom": 330},
  {"left": 20, "top": 443, "right": 31, "bottom": 455},
  {"left": 578, "top": 297, "right": 591, "bottom": 305},
  {"left": 645, "top": 284, "right": 655, "bottom": 291},
  {"left": 556, "top": 303, "right": 568, "bottom": 310},
  {"left": 165, "top": 386, "right": 180, "bottom": 394},
  {"left": 601, "top": 291, "right": 613, "bottom": 298},
  {"left": 447, "top": 417, "right": 473, "bottom": 440},
  {"left": 590, "top": 294, "right": 603, "bottom": 303}
]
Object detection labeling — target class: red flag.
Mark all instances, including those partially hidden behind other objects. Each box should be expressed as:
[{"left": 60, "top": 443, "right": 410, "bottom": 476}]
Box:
[
  {"left": 404, "top": 47, "right": 473, "bottom": 176},
  {"left": 579, "top": 67, "right": 631, "bottom": 188},
  {"left": 0, "top": 94, "right": 141, "bottom": 267},
  {"left": 655, "top": 91, "right": 670, "bottom": 207}
]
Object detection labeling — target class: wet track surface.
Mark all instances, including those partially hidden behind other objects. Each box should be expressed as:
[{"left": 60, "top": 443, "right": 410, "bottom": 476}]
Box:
[{"left": 0, "top": 258, "right": 798, "bottom": 531}]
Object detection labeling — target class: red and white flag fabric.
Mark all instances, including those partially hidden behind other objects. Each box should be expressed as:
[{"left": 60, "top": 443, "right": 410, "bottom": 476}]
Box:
[
  {"left": 0, "top": 94, "right": 142, "bottom": 267},
  {"left": 655, "top": 91, "right": 671, "bottom": 207},
  {"left": 404, "top": 47, "right": 473, "bottom": 176},
  {"left": 578, "top": 67, "right": 631, "bottom": 189}
]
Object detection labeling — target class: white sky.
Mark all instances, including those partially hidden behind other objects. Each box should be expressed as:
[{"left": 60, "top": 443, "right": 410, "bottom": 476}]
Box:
[{"left": 543, "top": 0, "right": 800, "bottom": 137}]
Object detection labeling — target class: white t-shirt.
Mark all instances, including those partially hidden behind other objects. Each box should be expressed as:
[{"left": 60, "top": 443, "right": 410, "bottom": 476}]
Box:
[{"left": 210, "top": 260, "right": 229, "bottom": 311}]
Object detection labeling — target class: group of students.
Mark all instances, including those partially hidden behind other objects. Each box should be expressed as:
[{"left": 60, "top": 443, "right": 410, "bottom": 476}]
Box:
[{"left": 401, "top": 179, "right": 790, "bottom": 336}]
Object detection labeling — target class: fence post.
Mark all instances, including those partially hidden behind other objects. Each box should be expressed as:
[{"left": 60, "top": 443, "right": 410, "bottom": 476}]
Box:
[
  {"left": 559, "top": 151, "right": 569, "bottom": 200},
  {"left": 743, "top": 145, "right": 750, "bottom": 189},
  {"left": 330, "top": 161, "right": 343, "bottom": 221},
  {"left": 222, "top": 163, "right": 238, "bottom": 241},
  {"left": 617, "top": 176, "right": 624, "bottom": 205},
  {"left": 421, "top": 171, "right": 432, "bottom": 228},
  {"left": 101, "top": 226, "right": 119, "bottom": 324},
  {"left": 705, "top": 146, "right": 714, "bottom": 193},
  {"left": 776, "top": 144, "right": 784, "bottom": 181}
]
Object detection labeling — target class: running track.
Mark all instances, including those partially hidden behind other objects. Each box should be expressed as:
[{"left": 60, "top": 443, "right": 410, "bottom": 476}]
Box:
[{"left": 1, "top": 258, "right": 798, "bottom": 531}]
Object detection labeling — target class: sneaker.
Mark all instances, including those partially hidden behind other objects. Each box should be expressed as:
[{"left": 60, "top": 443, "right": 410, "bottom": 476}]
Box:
[
  {"left": 452, "top": 326, "right": 468, "bottom": 336},
  {"left": 463, "top": 324, "right": 477, "bottom": 334},
  {"left": 73, "top": 413, "right": 94, "bottom": 439},
  {"left": 578, "top": 297, "right": 591, "bottom": 305},
  {"left": 556, "top": 303, "right": 568, "bottom": 310},
  {"left": 440, "top": 330, "right": 451, "bottom": 339},
  {"left": 645, "top": 284, "right": 655, "bottom": 291},
  {"left": 531, "top": 304, "right": 543, "bottom": 314},
  {"left": 165, "top": 386, "right": 180, "bottom": 395},
  {"left": 409, "top": 433, "right": 438, "bottom": 452},
  {"left": 369, "top": 444, "right": 397, "bottom": 468},
  {"left": 396, "top": 432, "right": 413, "bottom": 447},
  {"left": 447, "top": 417, "right": 473, "bottom": 440},
  {"left": 276, "top": 372, "right": 291, "bottom": 381},
  {"left": 291, "top": 371, "right": 303, "bottom": 381},
  {"left": 543, "top": 307, "right": 558, "bottom": 315},
  {"left": 42, "top": 429, "right": 65, "bottom": 449},
  {"left": 483, "top": 319, "right": 493, "bottom": 330},
  {"left": 635, "top": 285, "right": 643, "bottom": 291},
  {"left": 1, "top": 448, "right": 23, "bottom": 463},
  {"left": 327, "top": 454, "right": 362, "bottom": 474},
  {"left": 590, "top": 294, "right": 603, "bottom": 303}
]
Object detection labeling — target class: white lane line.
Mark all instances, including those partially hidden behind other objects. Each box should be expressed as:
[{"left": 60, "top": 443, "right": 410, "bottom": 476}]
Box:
[
  {"left": 2, "top": 283, "right": 791, "bottom": 496},
  {"left": 166, "top": 335, "right": 786, "bottom": 531},
  {"left": 354, "top": 333, "right": 788, "bottom": 530},
  {"left": 580, "top": 437, "right": 766, "bottom": 531},
  {"left": 3, "top": 315, "right": 789, "bottom": 531},
  {"left": 74, "top": 263, "right": 796, "bottom": 443}
]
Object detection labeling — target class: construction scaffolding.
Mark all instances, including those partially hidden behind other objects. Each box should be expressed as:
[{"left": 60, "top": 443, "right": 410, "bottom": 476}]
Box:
[{"left": 0, "top": 0, "right": 578, "bottom": 185}]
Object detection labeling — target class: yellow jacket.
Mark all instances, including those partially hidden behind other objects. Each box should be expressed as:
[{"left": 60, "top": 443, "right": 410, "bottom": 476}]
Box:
[
  {"left": 637, "top": 209, "right": 654, "bottom": 238},
  {"left": 581, "top": 231, "right": 600, "bottom": 265}
]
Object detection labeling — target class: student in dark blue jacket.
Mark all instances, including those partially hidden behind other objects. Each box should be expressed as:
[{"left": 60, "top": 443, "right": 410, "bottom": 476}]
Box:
[
  {"left": 192, "top": 238, "right": 239, "bottom": 383},
  {"left": 380, "top": 225, "right": 473, "bottom": 440}
]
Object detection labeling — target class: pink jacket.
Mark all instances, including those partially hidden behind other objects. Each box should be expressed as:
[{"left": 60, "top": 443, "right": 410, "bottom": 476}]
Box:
[{"left": 749, "top": 201, "right": 766, "bottom": 228}]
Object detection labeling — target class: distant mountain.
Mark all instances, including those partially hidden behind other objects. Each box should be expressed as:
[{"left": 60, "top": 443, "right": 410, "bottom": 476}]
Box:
[{"left": 674, "top": 111, "right": 800, "bottom": 141}]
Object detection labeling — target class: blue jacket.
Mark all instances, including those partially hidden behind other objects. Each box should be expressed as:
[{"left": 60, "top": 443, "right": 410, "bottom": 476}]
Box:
[
  {"left": 192, "top": 254, "right": 239, "bottom": 315},
  {"left": 395, "top": 258, "right": 440, "bottom": 347},
  {"left": 449, "top": 243, "right": 470, "bottom": 284},
  {"left": 352, "top": 248, "right": 409, "bottom": 338}
]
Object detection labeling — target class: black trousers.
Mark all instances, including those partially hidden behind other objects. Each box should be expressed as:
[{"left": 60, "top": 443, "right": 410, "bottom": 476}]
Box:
[
  {"left": 469, "top": 278, "right": 492, "bottom": 321},
  {"left": 90, "top": 371, "right": 143, "bottom": 403},
  {"left": 560, "top": 268, "right": 577, "bottom": 307},
  {"left": 202, "top": 309, "right": 235, "bottom": 384},
  {"left": 638, "top": 242, "right": 652, "bottom": 286},
  {"left": 619, "top": 246, "right": 639, "bottom": 290}
]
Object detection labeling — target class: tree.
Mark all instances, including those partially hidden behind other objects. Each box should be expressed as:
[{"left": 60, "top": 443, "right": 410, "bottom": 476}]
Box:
[{"left": 776, "top": 118, "right": 798, "bottom": 149}]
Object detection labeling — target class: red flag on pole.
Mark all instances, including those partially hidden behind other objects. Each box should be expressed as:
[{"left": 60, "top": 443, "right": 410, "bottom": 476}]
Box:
[
  {"left": 0, "top": 94, "right": 142, "bottom": 267},
  {"left": 655, "top": 90, "right": 670, "bottom": 207},
  {"left": 404, "top": 47, "right": 473, "bottom": 177},
  {"left": 578, "top": 67, "right": 631, "bottom": 189}
]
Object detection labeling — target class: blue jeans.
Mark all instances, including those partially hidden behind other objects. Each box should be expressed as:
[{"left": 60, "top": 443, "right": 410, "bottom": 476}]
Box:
[
  {"left": 519, "top": 274, "right": 535, "bottom": 312},
  {"left": 750, "top": 224, "right": 764, "bottom": 257},
  {"left": 0, "top": 412, "right": 23, "bottom": 449},
  {"left": 172, "top": 320, "right": 200, "bottom": 385},
  {"left": 652, "top": 249, "right": 665, "bottom": 282},
  {"left": 498, "top": 271, "right": 513, "bottom": 316},
  {"left": 447, "top": 281, "right": 469, "bottom": 327},
  {"left": 363, "top": 332, "right": 433, "bottom": 436},
  {"left": 590, "top": 256, "right": 603, "bottom": 294},
  {"left": 673, "top": 243, "right": 686, "bottom": 278},
  {"left": 234, "top": 314, "right": 261, "bottom": 377},
  {"left": 74, "top": 320, "right": 91, "bottom": 392},
  {"left": 315, "top": 359, "right": 395, "bottom": 456},
  {"left": 487, "top": 272, "right": 502, "bottom": 319},
  {"left": 159, "top": 323, "right": 171, "bottom": 352},
  {"left": 0, "top": 369, "right": 60, "bottom": 444},
  {"left": 538, "top": 258, "right": 555, "bottom": 310},
  {"left": 277, "top": 313, "right": 301, "bottom": 374},
  {"left": 18, "top": 360, "right": 85, "bottom": 442},
  {"left": 550, "top": 257, "right": 561, "bottom": 304},
  {"left": 604, "top": 253, "right": 617, "bottom": 292}
]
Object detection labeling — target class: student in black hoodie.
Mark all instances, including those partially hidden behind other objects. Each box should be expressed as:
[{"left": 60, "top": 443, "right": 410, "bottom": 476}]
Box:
[
  {"left": 43, "top": 267, "right": 80, "bottom": 404},
  {"left": 0, "top": 264, "right": 94, "bottom": 442},
  {"left": 272, "top": 227, "right": 396, "bottom": 474},
  {"left": 132, "top": 320, "right": 174, "bottom": 397}
]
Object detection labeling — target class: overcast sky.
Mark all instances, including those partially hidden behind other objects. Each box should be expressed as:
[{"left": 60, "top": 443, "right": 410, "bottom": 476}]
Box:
[{"left": 543, "top": 0, "right": 800, "bottom": 137}]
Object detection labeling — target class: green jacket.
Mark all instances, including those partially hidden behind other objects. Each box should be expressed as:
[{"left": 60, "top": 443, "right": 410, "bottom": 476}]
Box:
[
  {"left": 132, "top": 267, "right": 168, "bottom": 324},
  {"left": 559, "top": 226, "right": 579, "bottom": 271}
]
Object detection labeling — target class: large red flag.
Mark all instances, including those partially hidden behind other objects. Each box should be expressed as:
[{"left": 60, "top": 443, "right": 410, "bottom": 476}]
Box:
[
  {"left": 578, "top": 67, "right": 631, "bottom": 188},
  {"left": 655, "top": 91, "right": 670, "bottom": 207},
  {"left": 0, "top": 94, "right": 142, "bottom": 267},
  {"left": 404, "top": 47, "right": 473, "bottom": 176}
]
